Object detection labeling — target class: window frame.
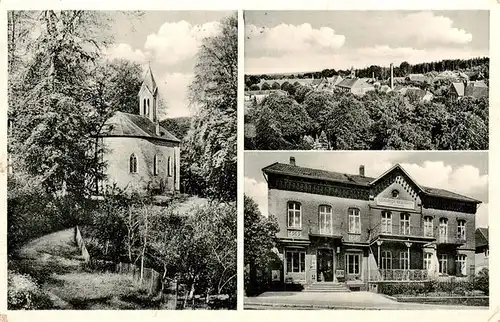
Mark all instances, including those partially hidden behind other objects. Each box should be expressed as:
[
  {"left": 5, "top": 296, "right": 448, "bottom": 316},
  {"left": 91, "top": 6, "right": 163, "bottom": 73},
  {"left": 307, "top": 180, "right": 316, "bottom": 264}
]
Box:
[
  {"left": 129, "top": 153, "right": 138, "bottom": 174},
  {"left": 167, "top": 156, "right": 172, "bottom": 177},
  {"left": 153, "top": 154, "right": 159, "bottom": 176},
  {"left": 400, "top": 213, "right": 410, "bottom": 235},
  {"left": 345, "top": 253, "right": 361, "bottom": 275},
  {"left": 381, "top": 211, "right": 392, "bottom": 234},
  {"left": 456, "top": 254, "right": 467, "bottom": 276},
  {"left": 439, "top": 254, "right": 448, "bottom": 274},
  {"left": 318, "top": 205, "right": 333, "bottom": 235},
  {"left": 439, "top": 218, "right": 448, "bottom": 242},
  {"left": 381, "top": 250, "right": 392, "bottom": 270},
  {"left": 399, "top": 251, "right": 409, "bottom": 270},
  {"left": 348, "top": 208, "right": 361, "bottom": 234},
  {"left": 287, "top": 202, "right": 302, "bottom": 229},
  {"left": 423, "top": 216, "right": 433, "bottom": 237},
  {"left": 424, "top": 252, "right": 432, "bottom": 270},
  {"left": 285, "top": 249, "right": 306, "bottom": 274},
  {"left": 457, "top": 220, "right": 466, "bottom": 240}
]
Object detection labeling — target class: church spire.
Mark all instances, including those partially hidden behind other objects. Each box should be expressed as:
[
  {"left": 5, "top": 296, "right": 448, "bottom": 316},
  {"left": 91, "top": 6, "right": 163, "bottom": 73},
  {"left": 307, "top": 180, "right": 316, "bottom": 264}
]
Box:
[{"left": 138, "top": 64, "right": 158, "bottom": 123}]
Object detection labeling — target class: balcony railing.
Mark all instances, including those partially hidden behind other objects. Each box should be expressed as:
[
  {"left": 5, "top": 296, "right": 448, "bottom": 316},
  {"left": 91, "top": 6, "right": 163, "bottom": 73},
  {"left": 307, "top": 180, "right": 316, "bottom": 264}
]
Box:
[
  {"left": 374, "top": 269, "right": 429, "bottom": 281},
  {"left": 370, "top": 224, "right": 431, "bottom": 239},
  {"left": 437, "top": 234, "right": 467, "bottom": 245}
]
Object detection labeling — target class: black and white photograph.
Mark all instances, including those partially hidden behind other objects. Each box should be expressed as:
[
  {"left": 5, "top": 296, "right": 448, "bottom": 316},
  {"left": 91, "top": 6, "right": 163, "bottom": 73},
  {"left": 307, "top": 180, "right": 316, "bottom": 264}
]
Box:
[
  {"left": 244, "top": 151, "right": 489, "bottom": 309},
  {"left": 244, "top": 11, "right": 489, "bottom": 150},
  {"left": 7, "top": 10, "right": 237, "bottom": 310}
]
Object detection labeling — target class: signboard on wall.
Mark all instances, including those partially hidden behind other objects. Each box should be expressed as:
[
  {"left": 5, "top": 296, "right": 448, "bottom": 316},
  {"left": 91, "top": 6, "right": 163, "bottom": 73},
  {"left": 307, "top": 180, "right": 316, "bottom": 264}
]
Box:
[
  {"left": 376, "top": 197, "right": 415, "bottom": 209},
  {"left": 271, "top": 270, "right": 280, "bottom": 282}
]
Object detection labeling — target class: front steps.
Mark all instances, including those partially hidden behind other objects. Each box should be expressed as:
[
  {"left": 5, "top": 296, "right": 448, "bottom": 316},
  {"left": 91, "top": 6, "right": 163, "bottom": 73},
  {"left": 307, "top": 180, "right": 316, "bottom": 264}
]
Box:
[{"left": 304, "top": 282, "right": 351, "bottom": 293}]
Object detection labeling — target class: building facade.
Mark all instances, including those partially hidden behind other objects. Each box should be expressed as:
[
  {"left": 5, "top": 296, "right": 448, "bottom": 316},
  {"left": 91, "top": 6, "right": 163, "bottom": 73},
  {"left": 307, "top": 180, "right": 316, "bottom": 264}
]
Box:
[
  {"left": 98, "top": 67, "right": 181, "bottom": 195},
  {"left": 475, "top": 227, "right": 489, "bottom": 274},
  {"left": 263, "top": 158, "right": 480, "bottom": 290}
]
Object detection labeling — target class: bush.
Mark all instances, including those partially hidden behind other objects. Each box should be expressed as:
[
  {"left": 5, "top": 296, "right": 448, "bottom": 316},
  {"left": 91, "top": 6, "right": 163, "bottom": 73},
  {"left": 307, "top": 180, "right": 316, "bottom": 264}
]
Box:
[
  {"left": 8, "top": 271, "right": 53, "bottom": 310},
  {"left": 474, "top": 268, "right": 489, "bottom": 295}
]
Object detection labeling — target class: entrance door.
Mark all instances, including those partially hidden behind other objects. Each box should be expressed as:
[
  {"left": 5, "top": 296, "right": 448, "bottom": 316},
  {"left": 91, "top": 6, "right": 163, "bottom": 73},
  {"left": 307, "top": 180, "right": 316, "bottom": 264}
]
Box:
[{"left": 317, "top": 249, "right": 334, "bottom": 282}]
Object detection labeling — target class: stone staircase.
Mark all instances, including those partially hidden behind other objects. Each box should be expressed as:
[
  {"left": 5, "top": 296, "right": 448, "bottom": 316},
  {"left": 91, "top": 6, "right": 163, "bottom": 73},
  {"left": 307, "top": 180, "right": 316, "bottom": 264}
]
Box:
[{"left": 304, "top": 282, "right": 351, "bottom": 293}]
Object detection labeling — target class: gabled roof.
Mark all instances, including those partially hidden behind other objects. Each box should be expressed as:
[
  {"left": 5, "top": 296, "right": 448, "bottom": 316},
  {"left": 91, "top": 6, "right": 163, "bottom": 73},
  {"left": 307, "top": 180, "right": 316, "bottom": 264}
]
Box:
[
  {"left": 337, "top": 78, "right": 359, "bottom": 89},
  {"left": 262, "top": 162, "right": 373, "bottom": 186},
  {"left": 452, "top": 82, "right": 465, "bottom": 96},
  {"left": 475, "top": 227, "right": 489, "bottom": 248},
  {"left": 262, "top": 162, "right": 481, "bottom": 204},
  {"left": 100, "top": 111, "right": 180, "bottom": 143}
]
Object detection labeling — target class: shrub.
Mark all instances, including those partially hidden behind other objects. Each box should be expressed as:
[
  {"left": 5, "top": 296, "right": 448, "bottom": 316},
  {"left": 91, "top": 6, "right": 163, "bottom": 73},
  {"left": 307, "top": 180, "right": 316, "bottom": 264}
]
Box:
[
  {"left": 7, "top": 271, "right": 53, "bottom": 310},
  {"left": 474, "top": 268, "right": 489, "bottom": 295}
]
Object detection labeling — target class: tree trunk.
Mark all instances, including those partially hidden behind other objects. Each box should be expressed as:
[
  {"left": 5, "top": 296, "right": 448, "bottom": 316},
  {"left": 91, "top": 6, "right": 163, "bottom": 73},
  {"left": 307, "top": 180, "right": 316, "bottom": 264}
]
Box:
[{"left": 249, "top": 260, "right": 257, "bottom": 293}]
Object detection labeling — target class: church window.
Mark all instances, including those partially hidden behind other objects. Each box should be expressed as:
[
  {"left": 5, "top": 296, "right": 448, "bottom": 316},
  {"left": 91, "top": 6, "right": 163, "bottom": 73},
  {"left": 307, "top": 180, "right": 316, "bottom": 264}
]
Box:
[
  {"left": 130, "top": 154, "right": 138, "bottom": 173},
  {"left": 167, "top": 156, "right": 172, "bottom": 177},
  {"left": 153, "top": 154, "right": 158, "bottom": 176}
]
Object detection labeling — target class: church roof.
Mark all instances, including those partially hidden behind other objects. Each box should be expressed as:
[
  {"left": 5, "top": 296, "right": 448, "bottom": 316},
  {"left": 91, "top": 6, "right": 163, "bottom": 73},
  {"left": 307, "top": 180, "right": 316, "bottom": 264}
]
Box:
[
  {"left": 262, "top": 162, "right": 481, "bottom": 204},
  {"left": 100, "top": 111, "right": 180, "bottom": 143},
  {"left": 141, "top": 66, "right": 158, "bottom": 94}
]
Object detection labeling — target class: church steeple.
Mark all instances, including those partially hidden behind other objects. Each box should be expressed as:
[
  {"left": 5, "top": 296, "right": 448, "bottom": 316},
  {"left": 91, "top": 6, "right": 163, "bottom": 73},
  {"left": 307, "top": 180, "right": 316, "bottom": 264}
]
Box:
[{"left": 138, "top": 64, "right": 159, "bottom": 123}]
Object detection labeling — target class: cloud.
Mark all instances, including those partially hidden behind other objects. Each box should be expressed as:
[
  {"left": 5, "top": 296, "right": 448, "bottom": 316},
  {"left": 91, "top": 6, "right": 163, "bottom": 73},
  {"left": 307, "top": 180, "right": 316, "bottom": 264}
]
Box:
[
  {"left": 104, "top": 43, "right": 150, "bottom": 64},
  {"left": 244, "top": 177, "right": 268, "bottom": 217},
  {"left": 245, "top": 23, "right": 345, "bottom": 57},
  {"left": 145, "top": 20, "right": 220, "bottom": 66},
  {"left": 387, "top": 11, "right": 473, "bottom": 46},
  {"left": 156, "top": 72, "right": 194, "bottom": 119}
]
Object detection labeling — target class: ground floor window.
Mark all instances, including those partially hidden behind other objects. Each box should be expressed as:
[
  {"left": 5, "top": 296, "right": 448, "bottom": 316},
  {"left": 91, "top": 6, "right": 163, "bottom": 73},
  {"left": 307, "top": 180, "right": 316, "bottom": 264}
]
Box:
[
  {"left": 439, "top": 254, "right": 448, "bottom": 274},
  {"left": 286, "top": 250, "right": 306, "bottom": 273},
  {"left": 381, "top": 251, "right": 392, "bottom": 269},
  {"left": 424, "top": 252, "right": 432, "bottom": 270},
  {"left": 399, "top": 251, "right": 409, "bottom": 269},
  {"left": 346, "top": 253, "right": 361, "bottom": 275},
  {"left": 456, "top": 254, "right": 467, "bottom": 276}
]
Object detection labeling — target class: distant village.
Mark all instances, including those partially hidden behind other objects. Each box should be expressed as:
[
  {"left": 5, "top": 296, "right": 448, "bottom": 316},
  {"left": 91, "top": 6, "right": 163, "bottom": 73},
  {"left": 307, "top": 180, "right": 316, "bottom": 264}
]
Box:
[{"left": 245, "top": 62, "right": 488, "bottom": 107}]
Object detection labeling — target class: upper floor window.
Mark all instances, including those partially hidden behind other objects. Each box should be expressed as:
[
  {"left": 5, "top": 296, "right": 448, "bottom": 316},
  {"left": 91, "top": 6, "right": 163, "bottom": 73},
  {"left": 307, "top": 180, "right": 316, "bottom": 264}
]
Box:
[
  {"left": 381, "top": 211, "right": 392, "bottom": 234},
  {"left": 153, "top": 154, "right": 159, "bottom": 176},
  {"left": 400, "top": 213, "right": 410, "bottom": 235},
  {"left": 423, "top": 216, "right": 433, "bottom": 237},
  {"left": 143, "top": 98, "right": 147, "bottom": 115},
  {"left": 439, "top": 218, "right": 448, "bottom": 242},
  {"left": 129, "top": 153, "right": 138, "bottom": 173},
  {"left": 288, "top": 202, "right": 301, "bottom": 229},
  {"left": 457, "top": 220, "right": 466, "bottom": 240},
  {"left": 348, "top": 208, "right": 361, "bottom": 234},
  {"left": 319, "top": 205, "right": 332, "bottom": 235}
]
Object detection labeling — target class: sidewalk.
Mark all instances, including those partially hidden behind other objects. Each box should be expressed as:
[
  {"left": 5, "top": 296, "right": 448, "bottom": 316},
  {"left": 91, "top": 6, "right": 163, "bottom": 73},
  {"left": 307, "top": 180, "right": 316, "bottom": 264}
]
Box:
[{"left": 244, "top": 291, "right": 489, "bottom": 310}]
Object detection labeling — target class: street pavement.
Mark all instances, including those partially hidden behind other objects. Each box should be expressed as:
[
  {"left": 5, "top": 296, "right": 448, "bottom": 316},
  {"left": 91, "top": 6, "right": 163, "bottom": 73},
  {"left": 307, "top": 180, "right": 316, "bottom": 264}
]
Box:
[{"left": 244, "top": 291, "right": 488, "bottom": 310}]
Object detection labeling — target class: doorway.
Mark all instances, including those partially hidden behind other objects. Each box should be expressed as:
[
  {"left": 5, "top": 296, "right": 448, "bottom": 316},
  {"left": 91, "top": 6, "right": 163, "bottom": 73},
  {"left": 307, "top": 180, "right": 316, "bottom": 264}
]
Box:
[{"left": 317, "top": 249, "right": 334, "bottom": 282}]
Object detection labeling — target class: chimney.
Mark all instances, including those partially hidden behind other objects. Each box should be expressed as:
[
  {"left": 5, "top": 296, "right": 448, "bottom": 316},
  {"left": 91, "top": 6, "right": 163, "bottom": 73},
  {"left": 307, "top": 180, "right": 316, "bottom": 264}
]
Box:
[
  {"left": 359, "top": 165, "right": 365, "bottom": 177},
  {"left": 290, "top": 156, "right": 296, "bottom": 166},
  {"left": 390, "top": 63, "right": 394, "bottom": 89}
]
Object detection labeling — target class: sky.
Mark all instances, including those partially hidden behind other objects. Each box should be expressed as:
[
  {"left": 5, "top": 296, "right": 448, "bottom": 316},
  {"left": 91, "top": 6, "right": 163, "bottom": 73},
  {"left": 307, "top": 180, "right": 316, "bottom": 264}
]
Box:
[
  {"left": 244, "top": 151, "right": 489, "bottom": 228},
  {"left": 105, "top": 11, "right": 234, "bottom": 119},
  {"left": 244, "top": 10, "right": 490, "bottom": 74}
]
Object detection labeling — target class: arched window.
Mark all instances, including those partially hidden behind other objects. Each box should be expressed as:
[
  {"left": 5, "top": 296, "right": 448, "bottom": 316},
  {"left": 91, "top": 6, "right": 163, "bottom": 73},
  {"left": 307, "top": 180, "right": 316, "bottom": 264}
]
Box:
[
  {"left": 287, "top": 202, "right": 301, "bottom": 228},
  {"left": 153, "top": 154, "right": 158, "bottom": 176},
  {"left": 147, "top": 98, "right": 150, "bottom": 115},
  {"left": 130, "top": 154, "right": 138, "bottom": 173},
  {"left": 167, "top": 156, "right": 172, "bottom": 176},
  {"left": 143, "top": 98, "right": 146, "bottom": 115}
]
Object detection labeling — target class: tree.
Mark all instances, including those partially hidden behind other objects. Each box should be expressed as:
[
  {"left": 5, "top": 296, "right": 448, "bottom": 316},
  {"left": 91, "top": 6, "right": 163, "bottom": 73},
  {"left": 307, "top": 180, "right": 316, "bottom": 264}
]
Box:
[
  {"left": 9, "top": 10, "right": 114, "bottom": 200},
  {"left": 244, "top": 195, "right": 279, "bottom": 295},
  {"left": 249, "top": 84, "right": 260, "bottom": 90},
  {"left": 261, "top": 82, "right": 271, "bottom": 90},
  {"left": 271, "top": 81, "right": 280, "bottom": 90},
  {"left": 182, "top": 13, "right": 237, "bottom": 202}
]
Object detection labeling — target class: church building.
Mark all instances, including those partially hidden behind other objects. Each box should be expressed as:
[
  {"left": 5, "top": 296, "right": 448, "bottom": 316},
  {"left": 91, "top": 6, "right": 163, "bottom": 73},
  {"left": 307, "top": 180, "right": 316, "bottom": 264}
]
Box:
[{"left": 98, "top": 67, "right": 181, "bottom": 195}]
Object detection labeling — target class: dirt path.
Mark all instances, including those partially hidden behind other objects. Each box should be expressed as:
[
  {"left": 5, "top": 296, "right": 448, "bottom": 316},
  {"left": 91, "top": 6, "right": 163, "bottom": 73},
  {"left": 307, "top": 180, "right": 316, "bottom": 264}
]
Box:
[{"left": 9, "top": 228, "right": 156, "bottom": 309}]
